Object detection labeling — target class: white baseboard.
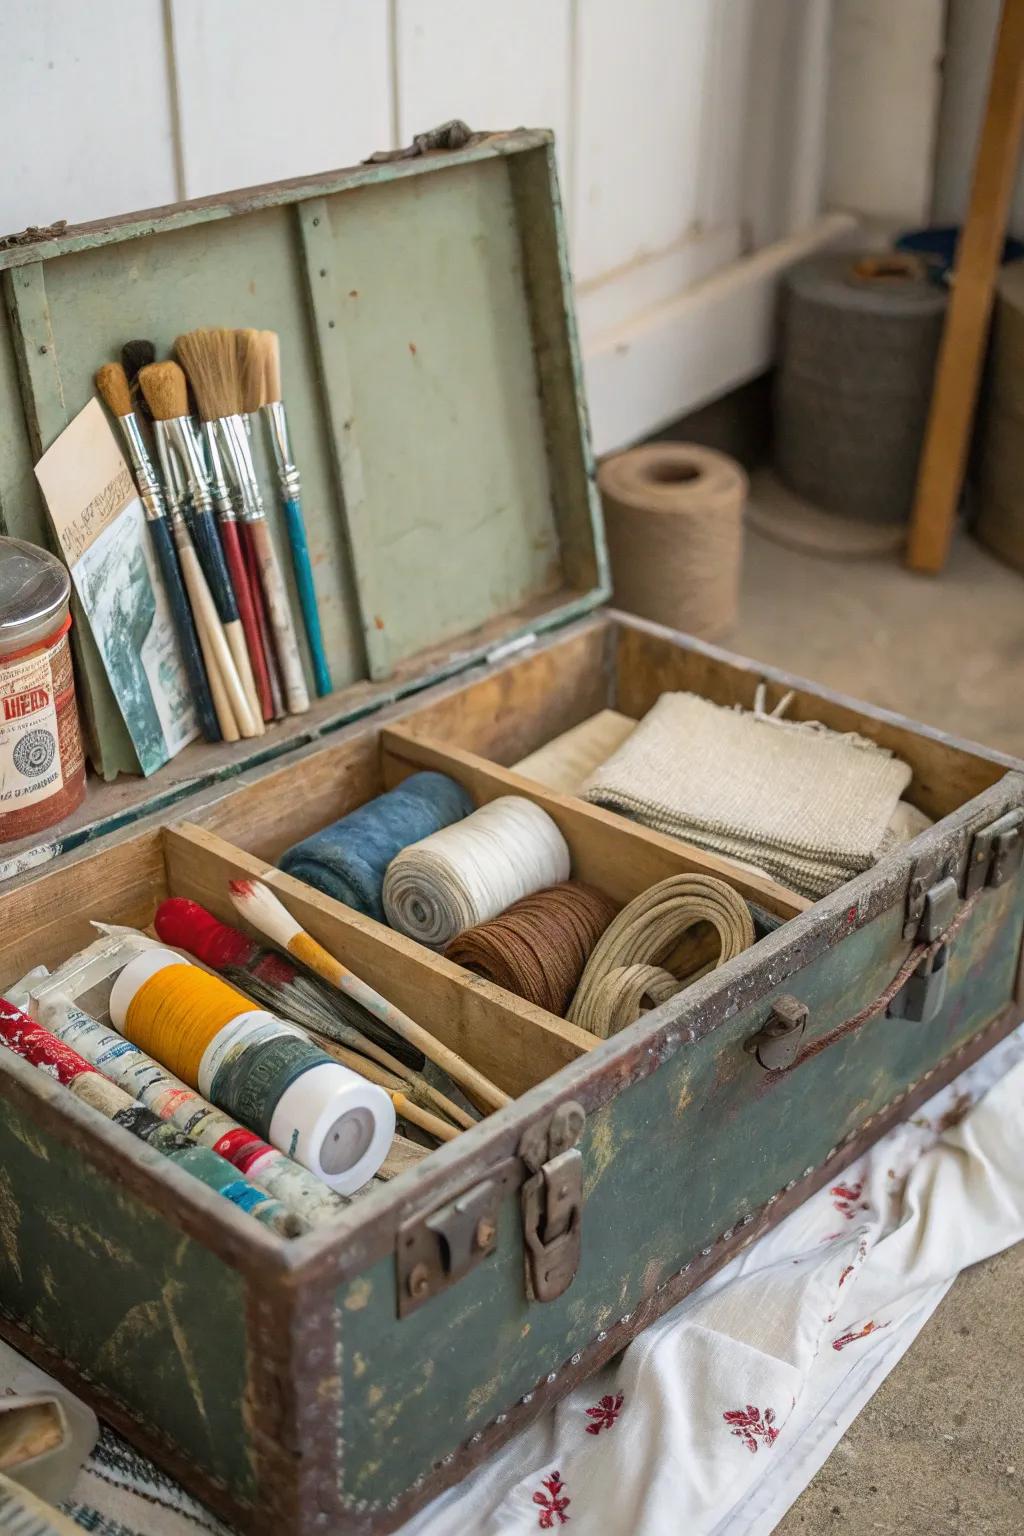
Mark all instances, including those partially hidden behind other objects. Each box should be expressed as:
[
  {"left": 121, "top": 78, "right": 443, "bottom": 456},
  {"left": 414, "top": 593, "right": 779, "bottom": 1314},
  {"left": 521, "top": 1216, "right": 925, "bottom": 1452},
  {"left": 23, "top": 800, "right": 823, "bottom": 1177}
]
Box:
[{"left": 582, "top": 211, "right": 860, "bottom": 456}]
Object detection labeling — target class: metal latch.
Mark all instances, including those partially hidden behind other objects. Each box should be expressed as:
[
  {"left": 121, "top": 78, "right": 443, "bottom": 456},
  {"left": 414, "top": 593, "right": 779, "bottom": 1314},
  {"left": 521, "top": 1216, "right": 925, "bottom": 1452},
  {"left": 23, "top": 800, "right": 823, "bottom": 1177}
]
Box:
[
  {"left": 397, "top": 1161, "right": 517, "bottom": 1317},
  {"left": 966, "top": 810, "right": 1024, "bottom": 896},
  {"left": 744, "top": 995, "right": 808, "bottom": 1071},
  {"left": 888, "top": 942, "right": 950, "bottom": 1024},
  {"left": 520, "top": 1101, "right": 585, "bottom": 1303}
]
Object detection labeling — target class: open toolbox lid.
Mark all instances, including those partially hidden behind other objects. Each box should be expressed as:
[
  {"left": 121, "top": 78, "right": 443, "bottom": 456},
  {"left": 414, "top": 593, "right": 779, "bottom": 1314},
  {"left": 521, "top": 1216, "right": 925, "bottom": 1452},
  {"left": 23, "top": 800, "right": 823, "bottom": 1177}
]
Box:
[{"left": 0, "top": 125, "right": 608, "bottom": 877}]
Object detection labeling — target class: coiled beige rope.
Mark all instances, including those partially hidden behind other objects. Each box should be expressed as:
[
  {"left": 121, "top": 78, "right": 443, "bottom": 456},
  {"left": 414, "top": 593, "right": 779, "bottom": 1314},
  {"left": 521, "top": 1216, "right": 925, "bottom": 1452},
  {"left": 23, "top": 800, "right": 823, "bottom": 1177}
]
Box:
[{"left": 568, "top": 874, "right": 755, "bottom": 1038}]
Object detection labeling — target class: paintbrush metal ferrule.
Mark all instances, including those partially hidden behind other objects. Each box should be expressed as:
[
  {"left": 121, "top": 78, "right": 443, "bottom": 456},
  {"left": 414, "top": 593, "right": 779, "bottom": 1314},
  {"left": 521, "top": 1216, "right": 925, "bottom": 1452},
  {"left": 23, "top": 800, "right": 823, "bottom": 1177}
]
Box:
[
  {"left": 262, "top": 400, "right": 301, "bottom": 500},
  {"left": 218, "top": 414, "right": 267, "bottom": 522},
  {"left": 201, "top": 420, "right": 238, "bottom": 522},
  {"left": 152, "top": 420, "right": 189, "bottom": 515},
  {"left": 116, "top": 412, "right": 166, "bottom": 522},
  {"left": 163, "top": 416, "right": 214, "bottom": 516}
]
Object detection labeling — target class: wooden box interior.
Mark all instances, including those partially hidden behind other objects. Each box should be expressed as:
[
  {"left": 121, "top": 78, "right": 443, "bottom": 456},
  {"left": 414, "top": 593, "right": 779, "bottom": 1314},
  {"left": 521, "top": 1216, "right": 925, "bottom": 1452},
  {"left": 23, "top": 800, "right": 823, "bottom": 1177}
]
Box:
[{"left": 1, "top": 613, "right": 1012, "bottom": 1146}]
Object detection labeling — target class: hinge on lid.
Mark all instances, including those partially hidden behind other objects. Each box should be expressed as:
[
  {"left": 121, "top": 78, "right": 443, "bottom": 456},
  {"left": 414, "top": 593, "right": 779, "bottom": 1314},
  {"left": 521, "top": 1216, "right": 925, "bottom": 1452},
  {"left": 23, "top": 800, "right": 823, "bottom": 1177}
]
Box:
[{"left": 520, "top": 1101, "right": 586, "bottom": 1303}]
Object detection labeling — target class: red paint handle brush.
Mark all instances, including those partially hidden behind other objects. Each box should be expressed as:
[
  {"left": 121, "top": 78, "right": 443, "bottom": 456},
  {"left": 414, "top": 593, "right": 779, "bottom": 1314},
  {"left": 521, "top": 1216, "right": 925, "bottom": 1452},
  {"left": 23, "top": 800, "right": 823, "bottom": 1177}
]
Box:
[{"left": 200, "top": 421, "right": 276, "bottom": 723}]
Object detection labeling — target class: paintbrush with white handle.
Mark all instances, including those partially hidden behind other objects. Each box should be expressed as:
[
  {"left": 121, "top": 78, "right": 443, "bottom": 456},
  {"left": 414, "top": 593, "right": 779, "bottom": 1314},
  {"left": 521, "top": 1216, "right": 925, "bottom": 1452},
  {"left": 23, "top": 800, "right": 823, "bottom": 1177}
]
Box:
[
  {"left": 137, "top": 363, "right": 251, "bottom": 743},
  {"left": 228, "top": 878, "right": 510, "bottom": 1114}
]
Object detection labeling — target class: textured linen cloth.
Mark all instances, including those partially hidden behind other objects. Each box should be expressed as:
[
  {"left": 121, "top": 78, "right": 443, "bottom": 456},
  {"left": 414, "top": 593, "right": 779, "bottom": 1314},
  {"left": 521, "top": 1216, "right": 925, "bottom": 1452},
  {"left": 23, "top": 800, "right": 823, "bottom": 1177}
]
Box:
[
  {"left": 582, "top": 691, "right": 914, "bottom": 897},
  {"left": 57, "top": 1025, "right": 1024, "bottom": 1535}
]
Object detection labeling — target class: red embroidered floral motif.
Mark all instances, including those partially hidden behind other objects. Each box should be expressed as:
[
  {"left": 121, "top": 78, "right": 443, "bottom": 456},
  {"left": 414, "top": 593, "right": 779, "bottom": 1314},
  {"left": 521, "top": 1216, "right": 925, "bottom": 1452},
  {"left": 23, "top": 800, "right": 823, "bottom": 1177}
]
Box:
[
  {"left": 832, "top": 1319, "right": 887, "bottom": 1351},
  {"left": 723, "top": 1405, "right": 780, "bottom": 1453},
  {"left": 838, "top": 1264, "right": 855, "bottom": 1287},
  {"left": 585, "top": 1392, "right": 624, "bottom": 1434},
  {"left": 831, "top": 1180, "right": 865, "bottom": 1220},
  {"left": 534, "top": 1471, "right": 571, "bottom": 1527}
]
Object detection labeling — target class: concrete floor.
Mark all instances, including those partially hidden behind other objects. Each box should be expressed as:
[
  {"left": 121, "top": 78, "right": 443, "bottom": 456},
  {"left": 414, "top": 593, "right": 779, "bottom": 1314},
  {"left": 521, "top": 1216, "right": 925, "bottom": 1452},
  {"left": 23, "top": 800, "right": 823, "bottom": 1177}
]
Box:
[{"left": 734, "top": 494, "right": 1024, "bottom": 1534}]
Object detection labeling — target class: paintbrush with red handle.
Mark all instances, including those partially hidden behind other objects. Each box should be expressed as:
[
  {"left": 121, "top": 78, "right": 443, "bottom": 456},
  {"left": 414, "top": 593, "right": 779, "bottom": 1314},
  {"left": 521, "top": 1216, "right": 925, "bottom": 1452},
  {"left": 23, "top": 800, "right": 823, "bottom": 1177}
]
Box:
[{"left": 154, "top": 897, "right": 474, "bottom": 1131}]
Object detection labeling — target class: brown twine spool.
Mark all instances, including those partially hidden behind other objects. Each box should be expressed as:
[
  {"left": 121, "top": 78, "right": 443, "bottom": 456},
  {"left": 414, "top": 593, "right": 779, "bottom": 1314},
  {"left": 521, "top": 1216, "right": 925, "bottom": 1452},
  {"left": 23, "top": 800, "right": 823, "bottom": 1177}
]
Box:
[
  {"left": 976, "top": 261, "right": 1024, "bottom": 574},
  {"left": 597, "top": 444, "right": 747, "bottom": 641},
  {"left": 443, "top": 881, "right": 618, "bottom": 1017}
]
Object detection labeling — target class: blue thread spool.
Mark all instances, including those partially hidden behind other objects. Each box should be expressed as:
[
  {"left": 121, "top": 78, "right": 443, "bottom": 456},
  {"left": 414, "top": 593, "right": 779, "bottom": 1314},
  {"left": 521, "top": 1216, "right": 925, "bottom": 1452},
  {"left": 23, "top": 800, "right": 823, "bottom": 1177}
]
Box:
[{"left": 279, "top": 771, "right": 474, "bottom": 920}]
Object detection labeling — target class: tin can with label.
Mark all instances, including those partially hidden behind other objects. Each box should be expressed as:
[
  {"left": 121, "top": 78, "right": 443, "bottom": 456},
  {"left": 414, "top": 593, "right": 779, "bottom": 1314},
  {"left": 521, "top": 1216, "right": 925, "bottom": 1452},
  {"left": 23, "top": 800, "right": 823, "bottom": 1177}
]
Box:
[{"left": 0, "top": 537, "right": 86, "bottom": 842}]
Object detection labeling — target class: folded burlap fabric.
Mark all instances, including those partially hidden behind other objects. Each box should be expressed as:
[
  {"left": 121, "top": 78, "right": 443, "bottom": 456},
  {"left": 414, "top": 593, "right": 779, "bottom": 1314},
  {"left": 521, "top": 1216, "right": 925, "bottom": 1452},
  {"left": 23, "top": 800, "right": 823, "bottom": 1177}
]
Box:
[{"left": 582, "top": 692, "right": 915, "bottom": 898}]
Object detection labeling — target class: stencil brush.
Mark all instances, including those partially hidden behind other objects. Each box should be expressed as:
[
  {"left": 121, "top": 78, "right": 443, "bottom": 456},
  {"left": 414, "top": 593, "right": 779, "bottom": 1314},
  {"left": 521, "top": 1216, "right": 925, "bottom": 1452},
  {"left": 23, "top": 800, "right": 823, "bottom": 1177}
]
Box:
[
  {"left": 137, "top": 362, "right": 252, "bottom": 742},
  {"left": 241, "top": 328, "right": 332, "bottom": 697},
  {"left": 94, "top": 363, "right": 220, "bottom": 744},
  {"left": 176, "top": 328, "right": 310, "bottom": 716},
  {"left": 229, "top": 878, "right": 511, "bottom": 1114}
]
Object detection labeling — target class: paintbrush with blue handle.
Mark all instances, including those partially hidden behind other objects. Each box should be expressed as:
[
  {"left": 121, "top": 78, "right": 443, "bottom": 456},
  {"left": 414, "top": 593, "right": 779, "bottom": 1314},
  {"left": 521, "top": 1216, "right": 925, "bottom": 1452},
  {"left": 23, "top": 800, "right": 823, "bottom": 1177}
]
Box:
[
  {"left": 94, "top": 363, "right": 221, "bottom": 744},
  {"left": 241, "top": 329, "right": 332, "bottom": 697}
]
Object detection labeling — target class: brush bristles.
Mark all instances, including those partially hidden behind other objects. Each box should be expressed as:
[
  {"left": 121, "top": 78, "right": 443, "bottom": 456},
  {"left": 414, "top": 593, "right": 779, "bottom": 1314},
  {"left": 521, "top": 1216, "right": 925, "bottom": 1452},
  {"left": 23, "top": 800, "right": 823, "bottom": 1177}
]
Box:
[
  {"left": 95, "top": 362, "right": 133, "bottom": 419},
  {"left": 121, "top": 339, "right": 156, "bottom": 383},
  {"left": 175, "top": 327, "right": 240, "bottom": 421},
  {"left": 137, "top": 361, "right": 190, "bottom": 421},
  {"left": 236, "top": 328, "right": 266, "bottom": 414},
  {"left": 262, "top": 331, "right": 282, "bottom": 403},
  {"left": 228, "top": 879, "right": 303, "bottom": 949}
]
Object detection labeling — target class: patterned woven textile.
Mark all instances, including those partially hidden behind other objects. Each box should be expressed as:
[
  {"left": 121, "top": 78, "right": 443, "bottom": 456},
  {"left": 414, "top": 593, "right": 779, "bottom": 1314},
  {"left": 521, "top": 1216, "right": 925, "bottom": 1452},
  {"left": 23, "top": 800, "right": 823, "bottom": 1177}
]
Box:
[{"left": 582, "top": 692, "right": 914, "bottom": 898}]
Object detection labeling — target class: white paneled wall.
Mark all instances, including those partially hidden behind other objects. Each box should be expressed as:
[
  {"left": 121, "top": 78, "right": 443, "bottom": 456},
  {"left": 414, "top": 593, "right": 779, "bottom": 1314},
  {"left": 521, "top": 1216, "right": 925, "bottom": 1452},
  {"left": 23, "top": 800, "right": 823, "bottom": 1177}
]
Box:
[{"left": 0, "top": 0, "right": 853, "bottom": 451}]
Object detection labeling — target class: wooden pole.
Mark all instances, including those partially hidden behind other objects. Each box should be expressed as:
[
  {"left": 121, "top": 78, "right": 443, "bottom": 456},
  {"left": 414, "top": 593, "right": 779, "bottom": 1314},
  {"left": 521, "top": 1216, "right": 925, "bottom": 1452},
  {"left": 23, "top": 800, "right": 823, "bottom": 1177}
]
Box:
[{"left": 906, "top": 0, "right": 1024, "bottom": 574}]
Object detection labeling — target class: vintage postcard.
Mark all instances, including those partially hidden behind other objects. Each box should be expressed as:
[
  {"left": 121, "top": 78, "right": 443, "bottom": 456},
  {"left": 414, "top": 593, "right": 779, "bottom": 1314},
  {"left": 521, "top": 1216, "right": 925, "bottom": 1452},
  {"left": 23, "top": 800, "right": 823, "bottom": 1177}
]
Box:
[{"left": 35, "top": 399, "right": 197, "bottom": 775}]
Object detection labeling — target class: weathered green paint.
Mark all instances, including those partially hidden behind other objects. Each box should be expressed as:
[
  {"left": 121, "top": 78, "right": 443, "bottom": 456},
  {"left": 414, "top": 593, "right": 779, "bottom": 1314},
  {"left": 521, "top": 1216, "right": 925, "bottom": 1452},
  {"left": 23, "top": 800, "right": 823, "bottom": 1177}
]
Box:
[
  {"left": 0, "top": 1093, "right": 255, "bottom": 1501},
  {"left": 334, "top": 874, "right": 1024, "bottom": 1509},
  {"left": 0, "top": 131, "right": 606, "bottom": 809}
]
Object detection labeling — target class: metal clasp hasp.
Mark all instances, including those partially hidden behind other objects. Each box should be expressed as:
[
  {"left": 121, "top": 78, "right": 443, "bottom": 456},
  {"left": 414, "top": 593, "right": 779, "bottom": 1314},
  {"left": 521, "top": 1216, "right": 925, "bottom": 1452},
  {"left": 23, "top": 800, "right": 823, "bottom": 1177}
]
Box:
[{"left": 519, "top": 1101, "right": 586, "bottom": 1303}]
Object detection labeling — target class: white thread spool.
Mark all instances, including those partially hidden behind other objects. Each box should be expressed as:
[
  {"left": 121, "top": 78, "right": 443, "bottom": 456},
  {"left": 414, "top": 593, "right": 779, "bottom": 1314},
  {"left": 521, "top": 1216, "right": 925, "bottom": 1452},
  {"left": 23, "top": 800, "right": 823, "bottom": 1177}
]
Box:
[
  {"left": 382, "top": 795, "right": 571, "bottom": 947},
  {"left": 109, "top": 948, "right": 395, "bottom": 1195}
]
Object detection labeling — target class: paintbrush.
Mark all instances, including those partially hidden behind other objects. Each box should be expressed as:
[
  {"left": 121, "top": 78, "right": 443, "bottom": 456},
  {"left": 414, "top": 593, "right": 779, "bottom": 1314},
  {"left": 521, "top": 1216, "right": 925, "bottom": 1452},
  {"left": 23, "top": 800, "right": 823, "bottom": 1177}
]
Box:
[
  {"left": 153, "top": 895, "right": 423, "bottom": 1067},
  {"left": 176, "top": 328, "right": 310, "bottom": 716},
  {"left": 94, "top": 363, "right": 220, "bottom": 744},
  {"left": 137, "top": 363, "right": 252, "bottom": 743},
  {"left": 121, "top": 338, "right": 156, "bottom": 419},
  {"left": 228, "top": 879, "right": 511, "bottom": 1114},
  {"left": 239, "top": 329, "right": 332, "bottom": 697},
  {"left": 136, "top": 360, "right": 262, "bottom": 736},
  {"left": 196, "top": 385, "right": 276, "bottom": 723},
  {"left": 152, "top": 897, "right": 476, "bottom": 1130}
]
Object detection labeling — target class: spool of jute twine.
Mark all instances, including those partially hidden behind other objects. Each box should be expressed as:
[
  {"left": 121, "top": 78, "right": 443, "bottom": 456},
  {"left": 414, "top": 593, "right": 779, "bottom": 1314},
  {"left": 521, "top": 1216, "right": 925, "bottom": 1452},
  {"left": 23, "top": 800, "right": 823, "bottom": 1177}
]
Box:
[
  {"left": 597, "top": 443, "right": 747, "bottom": 640},
  {"left": 976, "top": 260, "right": 1024, "bottom": 573},
  {"left": 774, "top": 251, "right": 947, "bottom": 527},
  {"left": 444, "top": 881, "right": 618, "bottom": 1017},
  {"left": 568, "top": 874, "right": 755, "bottom": 1039}
]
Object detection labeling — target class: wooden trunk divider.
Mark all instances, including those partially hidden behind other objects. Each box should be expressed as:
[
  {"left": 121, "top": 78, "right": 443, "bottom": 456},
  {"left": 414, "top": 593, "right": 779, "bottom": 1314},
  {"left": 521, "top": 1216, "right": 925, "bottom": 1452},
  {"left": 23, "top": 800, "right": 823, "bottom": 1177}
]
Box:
[
  {"left": 379, "top": 725, "right": 810, "bottom": 920},
  {"left": 162, "top": 823, "right": 594, "bottom": 1101}
]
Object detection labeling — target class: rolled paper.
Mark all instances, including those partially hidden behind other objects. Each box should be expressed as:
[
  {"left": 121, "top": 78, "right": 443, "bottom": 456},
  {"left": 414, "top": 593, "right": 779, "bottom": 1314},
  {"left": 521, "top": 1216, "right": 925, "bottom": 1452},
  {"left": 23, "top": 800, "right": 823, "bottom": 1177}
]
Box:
[{"left": 279, "top": 771, "right": 474, "bottom": 920}]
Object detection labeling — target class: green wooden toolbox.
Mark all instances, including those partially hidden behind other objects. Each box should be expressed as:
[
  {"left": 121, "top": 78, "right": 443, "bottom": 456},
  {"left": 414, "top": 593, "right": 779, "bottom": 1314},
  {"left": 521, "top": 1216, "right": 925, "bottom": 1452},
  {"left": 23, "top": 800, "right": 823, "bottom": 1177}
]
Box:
[{"left": 0, "top": 128, "right": 1022, "bottom": 1535}]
